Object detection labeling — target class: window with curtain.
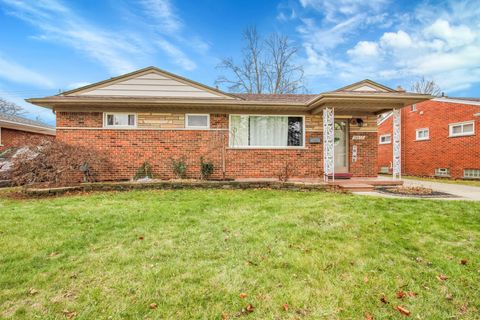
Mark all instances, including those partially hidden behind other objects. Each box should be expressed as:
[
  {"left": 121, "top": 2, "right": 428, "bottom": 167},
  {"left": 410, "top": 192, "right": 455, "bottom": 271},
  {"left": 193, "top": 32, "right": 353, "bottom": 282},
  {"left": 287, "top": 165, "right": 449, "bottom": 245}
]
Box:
[{"left": 229, "top": 115, "right": 304, "bottom": 147}]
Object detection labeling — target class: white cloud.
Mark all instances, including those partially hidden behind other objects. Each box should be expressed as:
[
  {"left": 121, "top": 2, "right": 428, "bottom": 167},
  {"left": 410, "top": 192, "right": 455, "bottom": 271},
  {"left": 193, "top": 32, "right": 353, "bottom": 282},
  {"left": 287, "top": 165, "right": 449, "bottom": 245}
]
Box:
[
  {"left": 299, "top": 0, "right": 387, "bottom": 22},
  {"left": 1, "top": 0, "right": 141, "bottom": 74},
  {"left": 297, "top": 0, "right": 480, "bottom": 93},
  {"left": 1, "top": 0, "right": 203, "bottom": 73},
  {"left": 347, "top": 41, "right": 379, "bottom": 58},
  {"left": 155, "top": 39, "right": 196, "bottom": 71},
  {"left": 138, "top": 0, "right": 182, "bottom": 33},
  {"left": 0, "top": 56, "right": 54, "bottom": 88}
]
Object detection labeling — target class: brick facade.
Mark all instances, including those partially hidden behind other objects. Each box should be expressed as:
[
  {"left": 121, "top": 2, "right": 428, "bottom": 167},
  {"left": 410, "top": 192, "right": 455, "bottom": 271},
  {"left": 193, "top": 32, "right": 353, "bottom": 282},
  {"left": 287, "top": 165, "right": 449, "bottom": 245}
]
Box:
[
  {"left": 56, "top": 111, "right": 379, "bottom": 181},
  {"left": 0, "top": 127, "right": 55, "bottom": 152},
  {"left": 378, "top": 99, "right": 480, "bottom": 179}
]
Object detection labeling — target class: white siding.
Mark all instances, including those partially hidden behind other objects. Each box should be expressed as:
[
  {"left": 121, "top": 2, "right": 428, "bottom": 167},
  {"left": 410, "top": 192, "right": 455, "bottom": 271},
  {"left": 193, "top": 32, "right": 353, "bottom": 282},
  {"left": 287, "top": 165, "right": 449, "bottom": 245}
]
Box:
[{"left": 78, "top": 72, "right": 225, "bottom": 98}]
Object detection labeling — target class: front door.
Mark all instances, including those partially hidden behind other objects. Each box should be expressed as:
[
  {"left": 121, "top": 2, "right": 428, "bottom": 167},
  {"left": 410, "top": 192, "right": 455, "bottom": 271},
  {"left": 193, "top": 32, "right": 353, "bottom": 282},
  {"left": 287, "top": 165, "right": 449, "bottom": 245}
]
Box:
[{"left": 334, "top": 120, "right": 348, "bottom": 173}]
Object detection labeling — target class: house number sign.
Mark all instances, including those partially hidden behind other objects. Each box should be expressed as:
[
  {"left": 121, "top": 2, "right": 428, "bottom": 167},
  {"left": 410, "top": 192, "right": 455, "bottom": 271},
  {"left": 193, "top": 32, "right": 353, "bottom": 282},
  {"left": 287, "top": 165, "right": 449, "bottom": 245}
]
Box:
[
  {"left": 352, "top": 145, "right": 358, "bottom": 163},
  {"left": 352, "top": 135, "right": 366, "bottom": 140}
]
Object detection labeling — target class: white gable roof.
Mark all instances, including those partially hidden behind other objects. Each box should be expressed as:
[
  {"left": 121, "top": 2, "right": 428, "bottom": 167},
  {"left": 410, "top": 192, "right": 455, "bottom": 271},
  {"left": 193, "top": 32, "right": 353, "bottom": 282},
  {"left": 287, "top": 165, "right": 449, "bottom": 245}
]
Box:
[{"left": 63, "top": 67, "right": 236, "bottom": 99}]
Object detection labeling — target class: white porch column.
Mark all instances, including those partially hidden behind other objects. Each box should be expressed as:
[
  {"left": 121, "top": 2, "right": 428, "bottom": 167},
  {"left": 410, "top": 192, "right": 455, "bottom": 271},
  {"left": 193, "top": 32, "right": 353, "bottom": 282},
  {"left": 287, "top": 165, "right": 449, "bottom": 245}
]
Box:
[
  {"left": 392, "top": 108, "right": 401, "bottom": 179},
  {"left": 323, "top": 107, "right": 334, "bottom": 182}
]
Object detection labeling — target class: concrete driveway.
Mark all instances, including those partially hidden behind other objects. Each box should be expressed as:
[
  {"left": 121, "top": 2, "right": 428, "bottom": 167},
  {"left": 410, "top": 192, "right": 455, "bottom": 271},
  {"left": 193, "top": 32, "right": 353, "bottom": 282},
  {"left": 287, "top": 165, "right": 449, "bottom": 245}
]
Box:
[
  {"left": 401, "top": 178, "right": 480, "bottom": 201},
  {"left": 354, "top": 177, "right": 480, "bottom": 201}
]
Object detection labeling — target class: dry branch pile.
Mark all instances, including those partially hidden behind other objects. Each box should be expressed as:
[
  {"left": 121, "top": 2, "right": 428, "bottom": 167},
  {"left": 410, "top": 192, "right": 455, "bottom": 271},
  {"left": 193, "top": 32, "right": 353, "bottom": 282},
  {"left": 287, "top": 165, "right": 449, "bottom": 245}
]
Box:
[{"left": 7, "top": 138, "right": 113, "bottom": 187}]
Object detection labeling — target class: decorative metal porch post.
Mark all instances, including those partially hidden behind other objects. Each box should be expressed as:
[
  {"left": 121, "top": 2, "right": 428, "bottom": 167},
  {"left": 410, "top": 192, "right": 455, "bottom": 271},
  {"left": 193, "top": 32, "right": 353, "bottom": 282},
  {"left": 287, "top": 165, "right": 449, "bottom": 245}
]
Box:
[
  {"left": 323, "top": 107, "right": 334, "bottom": 182},
  {"left": 392, "top": 108, "right": 401, "bottom": 179}
]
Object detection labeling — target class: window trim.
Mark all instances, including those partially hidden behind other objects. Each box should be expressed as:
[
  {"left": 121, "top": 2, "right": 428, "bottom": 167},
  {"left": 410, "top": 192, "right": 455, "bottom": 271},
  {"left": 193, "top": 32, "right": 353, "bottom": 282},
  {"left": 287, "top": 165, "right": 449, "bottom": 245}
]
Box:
[
  {"left": 185, "top": 114, "right": 210, "bottom": 129},
  {"left": 415, "top": 128, "right": 429, "bottom": 141},
  {"left": 449, "top": 120, "right": 475, "bottom": 137},
  {"left": 411, "top": 104, "right": 417, "bottom": 112},
  {"left": 379, "top": 134, "right": 391, "bottom": 144},
  {"left": 435, "top": 168, "right": 450, "bottom": 177},
  {"left": 228, "top": 114, "right": 306, "bottom": 149},
  {"left": 103, "top": 112, "right": 137, "bottom": 128}
]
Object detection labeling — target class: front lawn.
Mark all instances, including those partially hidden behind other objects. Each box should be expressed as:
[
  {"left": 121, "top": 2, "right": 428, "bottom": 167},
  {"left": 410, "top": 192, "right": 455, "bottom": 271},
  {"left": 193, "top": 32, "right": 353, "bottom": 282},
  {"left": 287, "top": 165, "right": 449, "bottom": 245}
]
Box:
[{"left": 1, "top": 190, "right": 479, "bottom": 319}]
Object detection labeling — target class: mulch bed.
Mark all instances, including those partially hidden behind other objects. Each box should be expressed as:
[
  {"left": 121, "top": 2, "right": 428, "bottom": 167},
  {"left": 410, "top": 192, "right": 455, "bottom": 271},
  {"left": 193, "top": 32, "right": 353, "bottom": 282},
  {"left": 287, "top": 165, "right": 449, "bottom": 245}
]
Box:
[{"left": 376, "top": 187, "right": 458, "bottom": 198}]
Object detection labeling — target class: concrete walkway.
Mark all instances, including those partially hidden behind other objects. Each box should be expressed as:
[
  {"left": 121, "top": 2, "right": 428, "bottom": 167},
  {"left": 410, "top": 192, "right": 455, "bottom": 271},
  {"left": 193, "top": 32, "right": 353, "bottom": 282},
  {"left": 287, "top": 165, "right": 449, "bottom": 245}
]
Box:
[{"left": 354, "top": 177, "right": 480, "bottom": 201}]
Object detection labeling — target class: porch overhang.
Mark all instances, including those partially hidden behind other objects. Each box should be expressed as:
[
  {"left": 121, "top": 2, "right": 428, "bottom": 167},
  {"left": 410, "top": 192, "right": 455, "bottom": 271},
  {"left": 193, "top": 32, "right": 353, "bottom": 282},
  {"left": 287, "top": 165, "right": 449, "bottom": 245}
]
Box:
[{"left": 308, "top": 92, "right": 432, "bottom": 115}]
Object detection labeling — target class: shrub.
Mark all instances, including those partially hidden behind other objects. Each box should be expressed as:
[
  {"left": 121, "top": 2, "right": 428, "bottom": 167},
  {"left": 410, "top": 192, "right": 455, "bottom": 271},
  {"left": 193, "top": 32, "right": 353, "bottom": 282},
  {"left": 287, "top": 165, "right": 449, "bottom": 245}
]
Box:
[
  {"left": 200, "top": 157, "right": 214, "bottom": 180},
  {"left": 9, "top": 138, "right": 113, "bottom": 187},
  {"left": 134, "top": 161, "right": 153, "bottom": 180},
  {"left": 171, "top": 157, "right": 187, "bottom": 179}
]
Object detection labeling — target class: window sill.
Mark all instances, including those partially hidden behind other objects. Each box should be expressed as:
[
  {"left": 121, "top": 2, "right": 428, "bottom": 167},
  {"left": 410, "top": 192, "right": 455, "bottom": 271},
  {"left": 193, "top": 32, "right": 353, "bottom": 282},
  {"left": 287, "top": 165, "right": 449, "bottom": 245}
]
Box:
[
  {"left": 379, "top": 142, "right": 391, "bottom": 145},
  {"left": 415, "top": 138, "right": 430, "bottom": 141},
  {"left": 448, "top": 134, "right": 475, "bottom": 138}
]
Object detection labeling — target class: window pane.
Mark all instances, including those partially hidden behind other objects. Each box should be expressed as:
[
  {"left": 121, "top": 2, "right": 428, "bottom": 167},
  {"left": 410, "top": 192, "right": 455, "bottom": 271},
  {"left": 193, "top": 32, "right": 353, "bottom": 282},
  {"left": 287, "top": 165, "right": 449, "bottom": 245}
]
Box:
[
  {"left": 288, "top": 117, "right": 303, "bottom": 146},
  {"left": 230, "top": 115, "right": 249, "bottom": 147},
  {"left": 452, "top": 125, "right": 461, "bottom": 134},
  {"left": 463, "top": 123, "right": 473, "bottom": 133},
  {"left": 188, "top": 115, "right": 208, "bottom": 127},
  {"left": 249, "top": 116, "right": 288, "bottom": 146},
  {"left": 107, "top": 114, "right": 114, "bottom": 126},
  {"left": 128, "top": 114, "right": 135, "bottom": 126}
]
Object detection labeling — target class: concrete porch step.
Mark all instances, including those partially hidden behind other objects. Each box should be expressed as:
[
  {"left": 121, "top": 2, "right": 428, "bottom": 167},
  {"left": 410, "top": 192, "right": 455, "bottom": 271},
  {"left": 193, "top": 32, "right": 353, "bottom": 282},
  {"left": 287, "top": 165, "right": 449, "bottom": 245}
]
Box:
[{"left": 337, "top": 183, "right": 375, "bottom": 192}]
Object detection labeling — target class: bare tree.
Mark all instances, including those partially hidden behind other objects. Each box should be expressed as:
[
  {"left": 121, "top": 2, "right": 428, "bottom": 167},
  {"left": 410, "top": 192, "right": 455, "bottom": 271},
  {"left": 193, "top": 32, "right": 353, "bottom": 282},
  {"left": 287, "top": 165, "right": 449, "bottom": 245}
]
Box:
[
  {"left": 216, "top": 26, "right": 305, "bottom": 94},
  {"left": 410, "top": 77, "right": 442, "bottom": 96},
  {"left": 0, "top": 97, "right": 24, "bottom": 115}
]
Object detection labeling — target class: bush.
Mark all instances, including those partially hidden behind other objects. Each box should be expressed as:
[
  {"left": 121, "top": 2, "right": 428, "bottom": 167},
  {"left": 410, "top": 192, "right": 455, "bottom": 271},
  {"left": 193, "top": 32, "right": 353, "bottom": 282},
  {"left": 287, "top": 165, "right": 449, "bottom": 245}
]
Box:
[
  {"left": 171, "top": 157, "right": 187, "bottom": 179},
  {"left": 8, "top": 138, "right": 113, "bottom": 187},
  {"left": 200, "top": 157, "right": 214, "bottom": 180},
  {"left": 134, "top": 161, "right": 153, "bottom": 180}
]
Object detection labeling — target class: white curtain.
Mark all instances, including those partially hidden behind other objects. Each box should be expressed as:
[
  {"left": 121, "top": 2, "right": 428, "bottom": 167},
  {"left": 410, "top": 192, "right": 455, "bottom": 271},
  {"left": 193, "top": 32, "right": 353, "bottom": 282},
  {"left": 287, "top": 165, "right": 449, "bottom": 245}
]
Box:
[
  {"left": 230, "top": 115, "right": 289, "bottom": 147},
  {"left": 230, "top": 115, "right": 249, "bottom": 147},
  {"left": 249, "top": 116, "right": 288, "bottom": 146}
]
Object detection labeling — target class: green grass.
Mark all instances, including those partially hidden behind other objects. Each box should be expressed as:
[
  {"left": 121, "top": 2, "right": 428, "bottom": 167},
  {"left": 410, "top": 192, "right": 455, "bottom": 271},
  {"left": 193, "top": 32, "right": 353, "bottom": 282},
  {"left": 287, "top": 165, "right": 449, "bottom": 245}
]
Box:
[{"left": 0, "top": 190, "right": 479, "bottom": 319}]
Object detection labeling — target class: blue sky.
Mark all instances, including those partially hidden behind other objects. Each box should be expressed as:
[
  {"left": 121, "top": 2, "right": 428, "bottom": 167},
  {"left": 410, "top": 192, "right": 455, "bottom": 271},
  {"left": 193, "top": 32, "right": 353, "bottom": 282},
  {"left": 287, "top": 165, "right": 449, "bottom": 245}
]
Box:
[{"left": 1, "top": 0, "right": 479, "bottom": 125}]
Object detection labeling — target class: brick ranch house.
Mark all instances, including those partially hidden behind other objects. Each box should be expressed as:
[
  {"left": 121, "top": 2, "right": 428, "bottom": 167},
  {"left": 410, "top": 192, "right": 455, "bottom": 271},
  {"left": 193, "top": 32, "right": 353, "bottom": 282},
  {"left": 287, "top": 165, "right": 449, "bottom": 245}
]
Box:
[
  {"left": 0, "top": 112, "right": 55, "bottom": 152},
  {"left": 378, "top": 97, "right": 480, "bottom": 179},
  {"left": 27, "top": 66, "right": 430, "bottom": 181}
]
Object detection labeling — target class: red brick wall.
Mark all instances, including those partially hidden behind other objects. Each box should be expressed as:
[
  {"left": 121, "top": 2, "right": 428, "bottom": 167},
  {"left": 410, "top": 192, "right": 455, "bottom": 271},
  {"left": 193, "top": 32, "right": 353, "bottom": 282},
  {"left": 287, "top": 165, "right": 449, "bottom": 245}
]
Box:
[
  {"left": 56, "top": 112, "right": 378, "bottom": 180},
  {"left": 378, "top": 100, "right": 480, "bottom": 178},
  {"left": 377, "top": 115, "right": 393, "bottom": 173},
  {"left": 0, "top": 128, "right": 54, "bottom": 152},
  {"left": 350, "top": 132, "right": 378, "bottom": 177}
]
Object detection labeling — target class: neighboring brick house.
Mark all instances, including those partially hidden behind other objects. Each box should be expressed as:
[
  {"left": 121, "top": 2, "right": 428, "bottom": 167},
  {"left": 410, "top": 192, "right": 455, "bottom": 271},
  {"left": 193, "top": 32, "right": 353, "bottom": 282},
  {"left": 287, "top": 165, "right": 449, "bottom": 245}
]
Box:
[
  {"left": 27, "top": 66, "right": 429, "bottom": 181},
  {"left": 378, "top": 98, "right": 480, "bottom": 179},
  {"left": 0, "top": 113, "right": 55, "bottom": 152}
]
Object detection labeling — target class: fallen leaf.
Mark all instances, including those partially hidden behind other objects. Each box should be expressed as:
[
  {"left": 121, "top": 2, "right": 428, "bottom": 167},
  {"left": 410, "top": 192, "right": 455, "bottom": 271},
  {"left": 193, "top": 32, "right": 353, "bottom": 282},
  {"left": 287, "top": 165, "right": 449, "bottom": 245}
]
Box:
[
  {"left": 395, "top": 305, "right": 411, "bottom": 316},
  {"left": 221, "top": 312, "right": 229, "bottom": 319},
  {"left": 459, "top": 304, "right": 468, "bottom": 314},
  {"left": 282, "top": 303, "right": 289, "bottom": 312},
  {"left": 460, "top": 259, "right": 468, "bottom": 265},
  {"left": 396, "top": 291, "right": 406, "bottom": 299},
  {"left": 239, "top": 293, "right": 247, "bottom": 299},
  {"left": 364, "top": 312, "right": 374, "bottom": 319},
  {"left": 437, "top": 274, "right": 448, "bottom": 281},
  {"left": 245, "top": 304, "right": 254, "bottom": 313},
  {"left": 138, "top": 236, "right": 145, "bottom": 240},
  {"left": 28, "top": 288, "right": 39, "bottom": 295},
  {"left": 364, "top": 276, "right": 369, "bottom": 283},
  {"left": 62, "top": 310, "right": 76, "bottom": 319},
  {"left": 415, "top": 257, "right": 423, "bottom": 263},
  {"left": 48, "top": 252, "right": 59, "bottom": 257},
  {"left": 446, "top": 293, "right": 453, "bottom": 301},
  {"left": 407, "top": 292, "right": 417, "bottom": 297},
  {"left": 149, "top": 303, "right": 157, "bottom": 309},
  {"left": 380, "top": 295, "right": 388, "bottom": 304}
]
